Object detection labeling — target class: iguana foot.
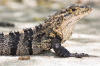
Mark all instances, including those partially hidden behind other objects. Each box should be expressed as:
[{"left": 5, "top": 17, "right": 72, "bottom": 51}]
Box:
[{"left": 70, "top": 53, "right": 89, "bottom": 58}]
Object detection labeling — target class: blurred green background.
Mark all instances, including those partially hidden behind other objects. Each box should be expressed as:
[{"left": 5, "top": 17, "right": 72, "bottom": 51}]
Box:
[
  {"left": 0, "top": 0, "right": 100, "bottom": 33},
  {"left": 0, "top": 0, "right": 100, "bottom": 22}
]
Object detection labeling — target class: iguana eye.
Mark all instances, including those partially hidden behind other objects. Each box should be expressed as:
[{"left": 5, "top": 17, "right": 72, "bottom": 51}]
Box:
[{"left": 72, "top": 9, "right": 77, "bottom": 11}]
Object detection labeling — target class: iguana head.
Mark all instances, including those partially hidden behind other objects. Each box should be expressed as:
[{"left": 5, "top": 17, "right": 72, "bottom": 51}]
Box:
[
  {"left": 61, "top": 4, "right": 92, "bottom": 20},
  {"left": 60, "top": 4, "right": 92, "bottom": 43},
  {"left": 52, "top": 4, "right": 92, "bottom": 43}
]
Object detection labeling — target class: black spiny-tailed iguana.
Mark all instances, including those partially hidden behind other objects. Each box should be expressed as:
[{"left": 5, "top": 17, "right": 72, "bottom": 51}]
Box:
[{"left": 0, "top": 4, "right": 92, "bottom": 58}]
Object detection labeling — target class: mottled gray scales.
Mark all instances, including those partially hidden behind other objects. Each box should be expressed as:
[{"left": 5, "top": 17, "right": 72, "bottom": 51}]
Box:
[
  {"left": 0, "top": 33, "right": 10, "bottom": 55},
  {"left": 16, "top": 33, "right": 29, "bottom": 55},
  {"left": 32, "top": 41, "right": 43, "bottom": 54}
]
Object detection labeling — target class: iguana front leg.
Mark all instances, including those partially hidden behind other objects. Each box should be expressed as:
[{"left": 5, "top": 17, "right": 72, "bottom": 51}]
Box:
[{"left": 52, "top": 39, "right": 89, "bottom": 58}]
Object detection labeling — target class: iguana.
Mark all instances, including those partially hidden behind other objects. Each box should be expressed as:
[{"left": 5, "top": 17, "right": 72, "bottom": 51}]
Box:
[{"left": 0, "top": 4, "right": 92, "bottom": 58}]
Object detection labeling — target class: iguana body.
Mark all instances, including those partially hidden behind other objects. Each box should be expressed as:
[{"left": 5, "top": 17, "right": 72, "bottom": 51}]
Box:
[{"left": 0, "top": 4, "right": 92, "bottom": 57}]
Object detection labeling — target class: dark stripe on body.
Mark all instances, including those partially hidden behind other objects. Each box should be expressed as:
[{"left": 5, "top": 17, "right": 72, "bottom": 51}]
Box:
[
  {"left": 0, "top": 32, "right": 4, "bottom": 43},
  {"left": 0, "top": 32, "right": 4, "bottom": 55},
  {"left": 8, "top": 31, "right": 20, "bottom": 55},
  {"left": 23, "top": 28, "right": 33, "bottom": 55},
  {"left": 27, "top": 28, "right": 33, "bottom": 55},
  {"left": 16, "top": 28, "right": 34, "bottom": 55}
]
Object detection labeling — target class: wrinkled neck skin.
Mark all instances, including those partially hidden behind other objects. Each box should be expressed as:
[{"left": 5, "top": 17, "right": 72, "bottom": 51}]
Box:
[
  {"left": 55, "top": 13, "right": 89, "bottom": 44},
  {"left": 61, "top": 16, "right": 79, "bottom": 43}
]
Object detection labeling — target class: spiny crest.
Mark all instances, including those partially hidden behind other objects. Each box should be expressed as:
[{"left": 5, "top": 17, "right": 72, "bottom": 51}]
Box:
[
  {"left": 14, "top": 30, "right": 19, "bottom": 35},
  {"left": 23, "top": 28, "right": 28, "bottom": 33},
  {"left": 23, "top": 28, "right": 34, "bottom": 37},
  {"left": 23, "top": 28, "right": 34, "bottom": 34},
  {"left": 35, "top": 26, "right": 39, "bottom": 32},
  {"left": 0, "top": 32, "right": 4, "bottom": 39},
  {"left": 9, "top": 31, "right": 14, "bottom": 35},
  {"left": 27, "top": 28, "right": 33, "bottom": 34},
  {"left": 39, "top": 23, "right": 42, "bottom": 28},
  {"left": 35, "top": 23, "right": 43, "bottom": 32},
  {"left": 27, "top": 28, "right": 32, "bottom": 31}
]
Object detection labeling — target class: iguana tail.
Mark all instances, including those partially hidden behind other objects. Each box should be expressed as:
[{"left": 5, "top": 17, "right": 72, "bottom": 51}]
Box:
[{"left": 0, "top": 28, "right": 34, "bottom": 56}]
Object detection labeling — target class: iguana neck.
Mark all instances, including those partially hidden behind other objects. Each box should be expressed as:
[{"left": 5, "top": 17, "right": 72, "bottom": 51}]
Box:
[{"left": 44, "top": 4, "right": 92, "bottom": 43}]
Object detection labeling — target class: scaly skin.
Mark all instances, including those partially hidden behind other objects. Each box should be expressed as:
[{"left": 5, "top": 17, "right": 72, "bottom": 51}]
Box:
[{"left": 0, "top": 4, "right": 92, "bottom": 58}]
